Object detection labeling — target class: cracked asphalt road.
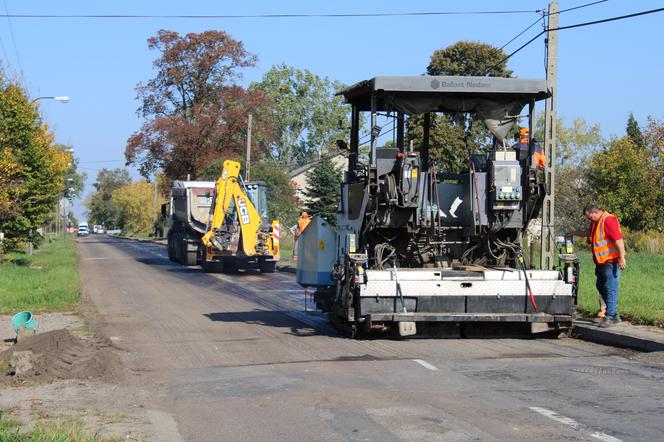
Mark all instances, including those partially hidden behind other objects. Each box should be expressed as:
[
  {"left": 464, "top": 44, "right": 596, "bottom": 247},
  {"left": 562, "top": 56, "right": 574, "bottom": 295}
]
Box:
[{"left": 78, "top": 236, "right": 664, "bottom": 441}]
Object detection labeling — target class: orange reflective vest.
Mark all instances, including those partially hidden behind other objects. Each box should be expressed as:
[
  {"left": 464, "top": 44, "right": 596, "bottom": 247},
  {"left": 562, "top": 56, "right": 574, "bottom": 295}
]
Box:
[
  {"left": 297, "top": 217, "right": 311, "bottom": 237},
  {"left": 591, "top": 211, "right": 621, "bottom": 264},
  {"left": 533, "top": 145, "right": 545, "bottom": 167}
]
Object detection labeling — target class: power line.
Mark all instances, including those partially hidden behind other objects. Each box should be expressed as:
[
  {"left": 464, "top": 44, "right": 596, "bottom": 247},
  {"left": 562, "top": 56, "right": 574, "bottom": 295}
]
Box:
[
  {"left": 556, "top": 0, "right": 609, "bottom": 15},
  {"left": 551, "top": 6, "right": 663, "bottom": 32},
  {"left": 499, "top": 15, "right": 544, "bottom": 50},
  {"left": 0, "top": 30, "right": 9, "bottom": 64},
  {"left": 0, "top": 9, "right": 540, "bottom": 20},
  {"left": 3, "top": 0, "right": 24, "bottom": 79},
  {"left": 495, "top": 6, "right": 664, "bottom": 68},
  {"left": 79, "top": 159, "right": 127, "bottom": 164},
  {"left": 500, "top": 1, "right": 609, "bottom": 51}
]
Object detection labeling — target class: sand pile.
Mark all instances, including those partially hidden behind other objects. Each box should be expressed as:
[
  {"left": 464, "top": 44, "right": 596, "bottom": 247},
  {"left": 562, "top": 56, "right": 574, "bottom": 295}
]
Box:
[{"left": 0, "top": 329, "right": 119, "bottom": 383}]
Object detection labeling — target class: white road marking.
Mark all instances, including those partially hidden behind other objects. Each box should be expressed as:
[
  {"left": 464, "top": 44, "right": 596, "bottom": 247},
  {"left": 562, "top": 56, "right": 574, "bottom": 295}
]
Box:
[
  {"left": 529, "top": 407, "right": 621, "bottom": 442},
  {"left": 590, "top": 432, "right": 623, "bottom": 442},
  {"left": 412, "top": 359, "right": 439, "bottom": 371}
]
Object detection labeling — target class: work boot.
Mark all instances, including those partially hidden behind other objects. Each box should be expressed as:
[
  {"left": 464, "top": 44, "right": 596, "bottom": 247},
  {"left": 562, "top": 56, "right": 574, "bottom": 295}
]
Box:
[{"left": 598, "top": 315, "right": 621, "bottom": 328}]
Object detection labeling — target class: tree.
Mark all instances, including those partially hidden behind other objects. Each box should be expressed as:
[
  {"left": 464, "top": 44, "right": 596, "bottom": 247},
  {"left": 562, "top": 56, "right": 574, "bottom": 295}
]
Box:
[
  {"left": 0, "top": 146, "right": 20, "bottom": 220},
  {"left": 85, "top": 168, "right": 131, "bottom": 228},
  {"left": 626, "top": 112, "right": 646, "bottom": 149},
  {"left": 125, "top": 30, "right": 273, "bottom": 179},
  {"left": 0, "top": 74, "right": 70, "bottom": 248},
  {"left": 643, "top": 116, "right": 664, "bottom": 230},
  {"left": 407, "top": 113, "right": 470, "bottom": 174},
  {"left": 535, "top": 115, "right": 603, "bottom": 167},
  {"left": 427, "top": 41, "right": 513, "bottom": 78},
  {"left": 553, "top": 166, "right": 594, "bottom": 233},
  {"left": 250, "top": 163, "right": 298, "bottom": 228},
  {"left": 112, "top": 181, "right": 156, "bottom": 234},
  {"left": 61, "top": 153, "right": 87, "bottom": 201},
  {"left": 250, "top": 64, "right": 349, "bottom": 167},
  {"left": 408, "top": 41, "right": 513, "bottom": 173},
  {"left": 533, "top": 115, "right": 603, "bottom": 232},
  {"left": 304, "top": 156, "right": 342, "bottom": 224},
  {"left": 587, "top": 137, "right": 660, "bottom": 231}
]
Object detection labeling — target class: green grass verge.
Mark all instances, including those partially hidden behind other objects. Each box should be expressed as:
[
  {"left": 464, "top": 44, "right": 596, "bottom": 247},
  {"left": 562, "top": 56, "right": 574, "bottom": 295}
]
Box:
[
  {"left": 0, "top": 413, "right": 109, "bottom": 442},
  {"left": 576, "top": 252, "right": 664, "bottom": 326},
  {"left": 279, "top": 234, "right": 294, "bottom": 261},
  {"left": 0, "top": 236, "right": 80, "bottom": 314}
]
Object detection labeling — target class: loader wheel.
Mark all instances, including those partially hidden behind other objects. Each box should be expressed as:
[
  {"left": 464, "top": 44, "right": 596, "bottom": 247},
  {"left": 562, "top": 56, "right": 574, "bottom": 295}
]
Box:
[
  {"left": 167, "top": 239, "right": 176, "bottom": 261},
  {"left": 259, "top": 259, "right": 277, "bottom": 273}
]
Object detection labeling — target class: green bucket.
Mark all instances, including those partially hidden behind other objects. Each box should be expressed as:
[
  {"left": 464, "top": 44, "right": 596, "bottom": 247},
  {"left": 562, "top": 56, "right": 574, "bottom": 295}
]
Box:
[{"left": 11, "top": 311, "right": 37, "bottom": 333}]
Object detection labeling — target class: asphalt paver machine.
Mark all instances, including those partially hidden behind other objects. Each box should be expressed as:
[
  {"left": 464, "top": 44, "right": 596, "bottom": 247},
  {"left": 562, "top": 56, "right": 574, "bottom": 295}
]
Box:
[{"left": 297, "top": 76, "right": 577, "bottom": 337}]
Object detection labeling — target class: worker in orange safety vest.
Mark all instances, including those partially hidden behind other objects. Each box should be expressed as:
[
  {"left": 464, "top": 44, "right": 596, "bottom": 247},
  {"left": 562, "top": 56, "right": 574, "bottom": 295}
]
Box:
[
  {"left": 297, "top": 212, "right": 311, "bottom": 237},
  {"left": 292, "top": 212, "right": 311, "bottom": 261},
  {"left": 517, "top": 128, "right": 545, "bottom": 168},
  {"left": 582, "top": 204, "right": 627, "bottom": 328}
]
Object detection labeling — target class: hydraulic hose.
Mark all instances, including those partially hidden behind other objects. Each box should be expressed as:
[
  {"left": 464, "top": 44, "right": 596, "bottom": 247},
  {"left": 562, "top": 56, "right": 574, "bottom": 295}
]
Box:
[{"left": 517, "top": 253, "right": 538, "bottom": 312}]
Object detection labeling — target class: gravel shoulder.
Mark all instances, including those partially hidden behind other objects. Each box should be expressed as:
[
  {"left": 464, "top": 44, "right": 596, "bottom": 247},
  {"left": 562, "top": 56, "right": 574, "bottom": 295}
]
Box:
[{"left": 0, "top": 246, "right": 176, "bottom": 441}]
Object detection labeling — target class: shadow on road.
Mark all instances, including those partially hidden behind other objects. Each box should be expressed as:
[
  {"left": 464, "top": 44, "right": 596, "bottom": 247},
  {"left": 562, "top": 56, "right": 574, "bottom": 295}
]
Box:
[
  {"left": 204, "top": 310, "right": 324, "bottom": 337},
  {"left": 135, "top": 257, "right": 174, "bottom": 266}
]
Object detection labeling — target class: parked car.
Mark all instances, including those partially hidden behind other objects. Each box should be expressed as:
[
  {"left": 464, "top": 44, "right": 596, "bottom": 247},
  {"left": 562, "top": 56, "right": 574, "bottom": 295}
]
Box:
[
  {"left": 92, "top": 225, "right": 103, "bottom": 234},
  {"left": 77, "top": 222, "right": 90, "bottom": 237}
]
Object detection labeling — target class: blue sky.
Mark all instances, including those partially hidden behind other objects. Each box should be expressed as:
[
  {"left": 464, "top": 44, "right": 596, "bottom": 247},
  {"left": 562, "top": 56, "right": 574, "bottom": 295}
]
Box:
[{"left": 2, "top": 0, "right": 662, "bottom": 220}]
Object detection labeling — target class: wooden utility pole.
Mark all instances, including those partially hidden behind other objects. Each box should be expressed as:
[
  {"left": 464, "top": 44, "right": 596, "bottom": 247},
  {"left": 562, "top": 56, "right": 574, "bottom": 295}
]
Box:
[
  {"left": 246, "top": 114, "right": 253, "bottom": 181},
  {"left": 541, "top": 1, "right": 558, "bottom": 270}
]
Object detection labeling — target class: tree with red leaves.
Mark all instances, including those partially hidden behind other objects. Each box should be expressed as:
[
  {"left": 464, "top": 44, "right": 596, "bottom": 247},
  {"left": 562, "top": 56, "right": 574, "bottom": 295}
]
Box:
[{"left": 125, "top": 29, "right": 273, "bottom": 179}]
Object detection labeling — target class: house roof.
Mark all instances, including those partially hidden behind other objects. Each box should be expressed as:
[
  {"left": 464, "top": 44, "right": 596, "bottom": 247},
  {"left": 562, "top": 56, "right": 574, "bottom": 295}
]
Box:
[{"left": 289, "top": 153, "right": 347, "bottom": 178}]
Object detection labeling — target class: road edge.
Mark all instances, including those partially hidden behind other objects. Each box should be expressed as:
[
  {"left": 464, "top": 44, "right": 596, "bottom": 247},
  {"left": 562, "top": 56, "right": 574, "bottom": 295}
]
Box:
[{"left": 572, "top": 321, "right": 664, "bottom": 352}]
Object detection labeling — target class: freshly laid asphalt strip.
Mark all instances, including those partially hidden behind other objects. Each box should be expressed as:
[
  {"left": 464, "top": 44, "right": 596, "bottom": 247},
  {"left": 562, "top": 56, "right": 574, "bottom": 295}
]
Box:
[
  {"left": 78, "top": 235, "right": 664, "bottom": 441},
  {"left": 573, "top": 320, "right": 664, "bottom": 352}
]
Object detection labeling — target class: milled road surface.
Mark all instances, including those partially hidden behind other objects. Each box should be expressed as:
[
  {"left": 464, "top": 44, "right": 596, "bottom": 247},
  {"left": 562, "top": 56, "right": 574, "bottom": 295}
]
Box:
[{"left": 78, "top": 236, "right": 664, "bottom": 441}]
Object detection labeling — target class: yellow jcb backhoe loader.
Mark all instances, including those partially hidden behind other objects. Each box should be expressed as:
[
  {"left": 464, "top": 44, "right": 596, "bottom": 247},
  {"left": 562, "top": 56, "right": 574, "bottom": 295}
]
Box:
[{"left": 201, "top": 160, "right": 280, "bottom": 273}]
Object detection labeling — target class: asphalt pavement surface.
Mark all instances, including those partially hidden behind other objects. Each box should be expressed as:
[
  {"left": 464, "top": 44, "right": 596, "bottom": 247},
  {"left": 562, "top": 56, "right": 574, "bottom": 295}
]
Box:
[{"left": 78, "top": 236, "right": 664, "bottom": 441}]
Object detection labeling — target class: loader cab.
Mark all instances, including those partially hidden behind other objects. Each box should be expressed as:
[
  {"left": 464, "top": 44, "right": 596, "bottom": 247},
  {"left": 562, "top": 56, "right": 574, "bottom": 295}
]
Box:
[{"left": 244, "top": 181, "right": 269, "bottom": 221}]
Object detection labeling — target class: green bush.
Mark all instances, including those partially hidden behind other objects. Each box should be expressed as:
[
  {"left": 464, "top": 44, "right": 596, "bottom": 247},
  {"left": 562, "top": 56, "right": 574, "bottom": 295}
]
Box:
[{"left": 623, "top": 229, "right": 664, "bottom": 254}]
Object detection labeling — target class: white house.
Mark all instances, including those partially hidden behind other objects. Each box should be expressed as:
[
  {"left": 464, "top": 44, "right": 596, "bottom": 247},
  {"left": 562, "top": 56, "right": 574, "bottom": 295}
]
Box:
[{"left": 289, "top": 153, "right": 347, "bottom": 203}]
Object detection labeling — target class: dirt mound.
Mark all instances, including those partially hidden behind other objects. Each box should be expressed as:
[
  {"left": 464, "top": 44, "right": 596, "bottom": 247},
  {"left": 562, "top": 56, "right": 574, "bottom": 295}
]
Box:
[{"left": 0, "top": 329, "right": 119, "bottom": 383}]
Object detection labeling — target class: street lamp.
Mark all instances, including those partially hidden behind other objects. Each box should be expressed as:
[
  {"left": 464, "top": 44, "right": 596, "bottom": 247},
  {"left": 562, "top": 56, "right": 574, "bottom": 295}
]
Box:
[{"left": 32, "top": 96, "right": 70, "bottom": 103}]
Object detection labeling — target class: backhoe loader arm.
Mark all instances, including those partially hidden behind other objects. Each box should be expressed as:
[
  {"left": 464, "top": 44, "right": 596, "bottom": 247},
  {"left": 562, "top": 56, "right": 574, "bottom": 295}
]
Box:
[{"left": 202, "top": 160, "right": 262, "bottom": 256}]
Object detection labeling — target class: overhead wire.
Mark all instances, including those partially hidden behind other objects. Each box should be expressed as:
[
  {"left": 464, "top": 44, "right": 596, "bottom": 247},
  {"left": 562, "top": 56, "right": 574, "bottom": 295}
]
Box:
[
  {"left": 493, "top": 6, "right": 664, "bottom": 68},
  {"left": 499, "top": 14, "right": 544, "bottom": 50},
  {"left": 0, "top": 31, "right": 9, "bottom": 65},
  {"left": 78, "top": 159, "right": 127, "bottom": 164},
  {"left": 0, "top": 10, "right": 540, "bottom": 20},
  {"left": 2, "top": 0, "right": 24, "bottom": 79},
  {"left": 499, "top": 0, "right": 609, "bottom": 51},
  {"left": 550, "top": 6, "right": 664, "bottom": 32},
  {"left": 556, "top": 0, "right": 609, "bottom": 15}
]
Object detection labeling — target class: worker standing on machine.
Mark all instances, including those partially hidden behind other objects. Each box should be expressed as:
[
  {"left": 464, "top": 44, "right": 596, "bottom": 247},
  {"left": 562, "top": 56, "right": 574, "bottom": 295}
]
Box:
[
  {"left": 292, "top": 211, "right": 311, "bottom": 261},
  {"left": 516, "top": 128, "right": 545, "bottom": 168}
]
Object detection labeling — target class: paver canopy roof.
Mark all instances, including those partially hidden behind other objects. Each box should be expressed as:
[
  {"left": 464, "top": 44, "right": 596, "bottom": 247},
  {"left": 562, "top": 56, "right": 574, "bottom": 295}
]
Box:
[{"left": 339, "top": 76, "right": 551, "bottom": 142}]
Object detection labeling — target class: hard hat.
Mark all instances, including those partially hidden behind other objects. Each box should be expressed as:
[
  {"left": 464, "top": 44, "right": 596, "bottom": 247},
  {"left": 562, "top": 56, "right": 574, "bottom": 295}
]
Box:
[
  {"left": 518, "top": 128, "right": 529, "bottom": 135},
  {"left": 301, "top": 212, "right": 308, "bottom": 217}
]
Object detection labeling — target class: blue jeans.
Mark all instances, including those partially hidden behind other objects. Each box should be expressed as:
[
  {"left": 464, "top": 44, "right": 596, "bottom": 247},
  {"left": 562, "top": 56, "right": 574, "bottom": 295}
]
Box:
[{"left": 595, "top": 263, "right": 621, "bottom": 317}]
